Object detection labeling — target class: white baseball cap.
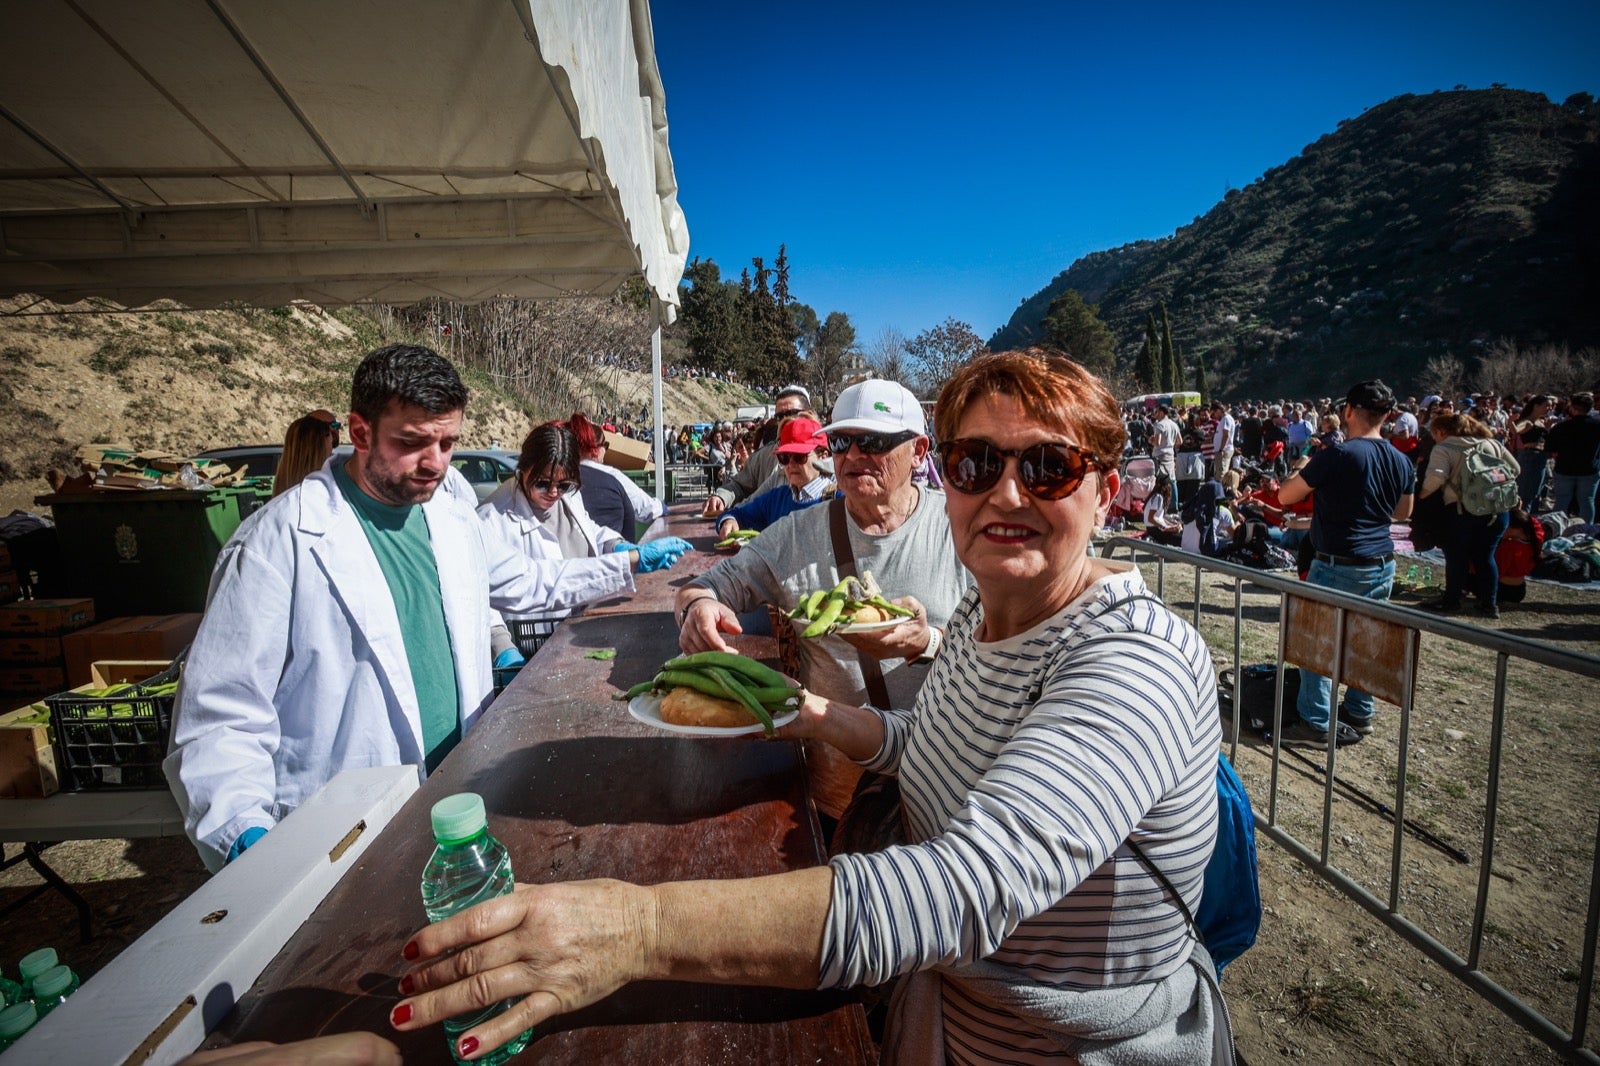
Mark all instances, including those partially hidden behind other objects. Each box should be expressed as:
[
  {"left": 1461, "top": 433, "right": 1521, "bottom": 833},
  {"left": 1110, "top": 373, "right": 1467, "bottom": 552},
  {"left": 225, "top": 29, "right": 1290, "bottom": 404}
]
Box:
[{"left": 824, "top": 379, "right": 926, "bottom": 436}]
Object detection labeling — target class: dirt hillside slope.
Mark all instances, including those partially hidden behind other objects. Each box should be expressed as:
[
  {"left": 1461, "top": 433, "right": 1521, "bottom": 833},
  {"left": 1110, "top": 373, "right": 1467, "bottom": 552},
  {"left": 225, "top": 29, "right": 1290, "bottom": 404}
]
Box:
[{"left": 1, "top": 297, "right": 758, "bottom": 516}]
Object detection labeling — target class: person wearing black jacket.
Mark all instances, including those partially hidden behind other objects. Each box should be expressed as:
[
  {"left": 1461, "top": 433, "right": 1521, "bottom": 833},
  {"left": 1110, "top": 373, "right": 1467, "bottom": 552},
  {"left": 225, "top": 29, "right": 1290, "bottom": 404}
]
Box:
[{"left": 1546, "top": 392, "right": 1600, "bottom": 524}]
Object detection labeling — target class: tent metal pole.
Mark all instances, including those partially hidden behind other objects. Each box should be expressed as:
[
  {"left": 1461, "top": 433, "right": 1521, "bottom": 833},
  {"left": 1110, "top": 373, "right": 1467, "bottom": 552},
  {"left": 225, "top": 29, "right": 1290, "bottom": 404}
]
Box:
[{"left": 651, "top": 296, "right": 665, "bottom": 506}]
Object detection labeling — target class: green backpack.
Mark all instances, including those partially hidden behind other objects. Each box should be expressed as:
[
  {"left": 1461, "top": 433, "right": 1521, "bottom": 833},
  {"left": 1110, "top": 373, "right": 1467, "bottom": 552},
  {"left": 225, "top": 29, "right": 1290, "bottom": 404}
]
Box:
[{"left": 1455, "top": 440, "right": 1519, "bottom": 516}]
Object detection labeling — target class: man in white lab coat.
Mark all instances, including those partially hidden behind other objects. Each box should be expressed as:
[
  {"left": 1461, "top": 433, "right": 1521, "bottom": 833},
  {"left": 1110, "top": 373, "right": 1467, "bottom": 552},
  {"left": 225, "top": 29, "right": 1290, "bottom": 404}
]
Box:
[{"left": 166, "top": 344, "right": 582, "bottom": 872}]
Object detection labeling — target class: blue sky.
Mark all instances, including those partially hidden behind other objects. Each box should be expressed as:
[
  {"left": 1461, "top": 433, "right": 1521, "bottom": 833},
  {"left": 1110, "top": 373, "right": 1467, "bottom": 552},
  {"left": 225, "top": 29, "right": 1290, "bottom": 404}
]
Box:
[{"left": 651, "top": 1, "right": 1598, "bottom": 348}]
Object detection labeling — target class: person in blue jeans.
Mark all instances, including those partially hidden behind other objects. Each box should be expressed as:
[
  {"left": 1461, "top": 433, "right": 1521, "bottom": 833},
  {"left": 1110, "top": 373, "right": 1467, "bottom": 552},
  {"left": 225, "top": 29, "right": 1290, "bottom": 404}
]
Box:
[
  {"left": 1546, "top": 392, "right": 1600, "bottom": 525},
  {"left": 1276, "top": 380, "right": 1416, "bottom": 746},
  {"left": 1418, "top": 413, "right": 1518, "bottom": 618}
]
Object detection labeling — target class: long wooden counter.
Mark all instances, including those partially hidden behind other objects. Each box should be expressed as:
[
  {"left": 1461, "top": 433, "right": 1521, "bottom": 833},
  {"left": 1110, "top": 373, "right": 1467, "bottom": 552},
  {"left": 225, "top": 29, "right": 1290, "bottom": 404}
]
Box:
[{"left": 207, "top": 510, "right": 875, "bottom": 1064}]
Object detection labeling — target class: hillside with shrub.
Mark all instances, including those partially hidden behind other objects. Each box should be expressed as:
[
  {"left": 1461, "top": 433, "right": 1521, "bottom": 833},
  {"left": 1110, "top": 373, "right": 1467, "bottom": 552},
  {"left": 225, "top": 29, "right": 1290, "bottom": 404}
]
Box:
[
  {"left": 990, "top": 88, "right": 1600, "bottom": 398},
  {"left": 0, "top": 295, "right": 761, "bottom": 516}
]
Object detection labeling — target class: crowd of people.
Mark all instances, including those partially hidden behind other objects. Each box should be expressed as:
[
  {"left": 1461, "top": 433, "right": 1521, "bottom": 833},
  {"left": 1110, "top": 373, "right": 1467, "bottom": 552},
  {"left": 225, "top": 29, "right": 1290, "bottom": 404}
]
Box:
[
  {"left": 152, "top": 334, "right": 1594, "bottom": 1063},
  {"left": 165, "top": 343, "right": 1241, "bottom": 1065},
  {"left": 1118, "top": 385, "right": 1600, "bottom": 746}
]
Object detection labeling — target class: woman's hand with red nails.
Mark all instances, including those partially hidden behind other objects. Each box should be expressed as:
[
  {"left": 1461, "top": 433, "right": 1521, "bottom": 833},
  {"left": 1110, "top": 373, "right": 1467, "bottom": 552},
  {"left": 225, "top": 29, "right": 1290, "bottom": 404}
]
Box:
[{"left": 390, "top": 879, "right": 656, "bottom": 1059}]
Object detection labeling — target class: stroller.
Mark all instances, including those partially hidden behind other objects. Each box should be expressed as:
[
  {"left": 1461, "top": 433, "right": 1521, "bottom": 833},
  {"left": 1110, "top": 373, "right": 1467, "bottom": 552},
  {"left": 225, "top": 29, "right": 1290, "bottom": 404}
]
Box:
[{"left": 1110, "top": 456, "right": 1157, "bottom": 522}]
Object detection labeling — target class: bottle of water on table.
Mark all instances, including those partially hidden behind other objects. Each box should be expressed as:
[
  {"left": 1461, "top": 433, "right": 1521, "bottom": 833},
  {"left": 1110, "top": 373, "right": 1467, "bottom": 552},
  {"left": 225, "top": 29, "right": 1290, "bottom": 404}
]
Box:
[{"left": 420, "top": 793, "right": 532, "bottom": 1065}]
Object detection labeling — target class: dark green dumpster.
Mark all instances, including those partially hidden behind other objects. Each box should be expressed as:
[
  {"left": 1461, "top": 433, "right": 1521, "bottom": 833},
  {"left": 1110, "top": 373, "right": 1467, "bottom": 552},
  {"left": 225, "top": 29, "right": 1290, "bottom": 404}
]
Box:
[{"left": 37, "top": 487, "right": 265, "bottom": 617}]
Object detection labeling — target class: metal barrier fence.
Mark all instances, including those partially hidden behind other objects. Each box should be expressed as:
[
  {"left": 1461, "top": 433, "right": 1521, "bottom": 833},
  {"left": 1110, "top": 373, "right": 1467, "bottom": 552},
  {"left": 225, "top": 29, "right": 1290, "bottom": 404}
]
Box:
[{"left": 1103, "top": 535, "right": 1600, "bottom": 1064}]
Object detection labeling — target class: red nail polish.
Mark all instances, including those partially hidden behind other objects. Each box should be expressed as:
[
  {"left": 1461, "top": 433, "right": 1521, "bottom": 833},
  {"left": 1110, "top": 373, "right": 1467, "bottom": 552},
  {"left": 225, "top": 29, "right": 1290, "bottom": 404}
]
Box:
[
  {"left": 459, "top": 1036, "right": 480, "bottom": 1057},
  {"left": 398, "top": 974, "right": 414, "bottom": 995},
  {"left": 391, "top": 1003, "right": 412, "bottom": 1026},
  {"left": 402, "top": 940, "right": 419, "bottom": 961}
]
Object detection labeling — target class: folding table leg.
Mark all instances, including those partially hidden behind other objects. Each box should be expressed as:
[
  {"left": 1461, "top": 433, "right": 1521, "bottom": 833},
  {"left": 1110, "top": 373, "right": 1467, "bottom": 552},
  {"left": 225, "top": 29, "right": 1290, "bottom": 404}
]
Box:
[{"left": 20, "top": 842, "right": 94, "bottom": 943}]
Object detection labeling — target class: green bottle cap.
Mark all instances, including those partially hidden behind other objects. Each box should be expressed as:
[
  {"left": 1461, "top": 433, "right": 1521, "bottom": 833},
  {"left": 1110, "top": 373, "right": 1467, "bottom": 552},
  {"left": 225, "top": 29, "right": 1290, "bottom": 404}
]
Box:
[
  {"left": 32, "top": 966, "right": 72, "bottom": 999},
  {"left": 430, "top": 793, "right": 488, "bottom": 845},
  {"left": 17, "top": 949, "right": 56, "bottom": 983},
  {"left": 0, "top": 1001, "right": 36, "bottom": 1038}
]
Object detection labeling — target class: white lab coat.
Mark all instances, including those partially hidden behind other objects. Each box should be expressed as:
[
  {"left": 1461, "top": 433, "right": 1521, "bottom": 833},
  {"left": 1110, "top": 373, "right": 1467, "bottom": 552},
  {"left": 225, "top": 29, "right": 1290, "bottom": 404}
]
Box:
[
  {"left": 580, "top": 458, "right": 665, "bottom": 523},
  {"left": 165, "top": 461, "right": 590, "bottom": 872},
  {"left": 476, "top": 478, "right": 636, "bottom": 619}
]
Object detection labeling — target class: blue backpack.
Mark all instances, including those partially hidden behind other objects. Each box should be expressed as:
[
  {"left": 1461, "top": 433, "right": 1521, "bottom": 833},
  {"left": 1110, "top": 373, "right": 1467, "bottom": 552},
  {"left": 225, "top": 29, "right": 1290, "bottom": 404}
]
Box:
[
  {"left": 1099, "top": 597, "right": 1263, "bottom": 975},
  {"left": 1128, "top": 753, "right": 1261, "bottom": 975}
]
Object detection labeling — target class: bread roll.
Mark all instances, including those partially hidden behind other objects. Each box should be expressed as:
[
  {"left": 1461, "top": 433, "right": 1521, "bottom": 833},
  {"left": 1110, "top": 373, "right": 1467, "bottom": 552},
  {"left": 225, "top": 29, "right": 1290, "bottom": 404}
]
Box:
[
  {"left": 851, "top": 604, "right": 885, "bottom": 624},
  {"left": 658, "top": 686, "right": 755, "bottom": 729}
]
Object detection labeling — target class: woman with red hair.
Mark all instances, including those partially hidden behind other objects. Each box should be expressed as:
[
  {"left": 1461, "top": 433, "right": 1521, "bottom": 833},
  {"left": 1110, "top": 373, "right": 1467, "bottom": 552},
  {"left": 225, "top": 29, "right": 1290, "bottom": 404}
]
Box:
[
  {"left": 395, "top": 351, "right": 1227, "bottom": 1063},
  {"left": 570, "top": 411, "right": 664, "bottom": 539}
]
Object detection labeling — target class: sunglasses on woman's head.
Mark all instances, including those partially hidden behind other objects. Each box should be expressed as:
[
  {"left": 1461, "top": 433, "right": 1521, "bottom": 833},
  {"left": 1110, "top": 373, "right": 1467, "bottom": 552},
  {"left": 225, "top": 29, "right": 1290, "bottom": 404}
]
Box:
[
  {"left": 938, "top": 438, "right": 1103, "bottom": 501},
  {"left": 825, "top": 431, "right": 916, "bottom": 456},
  {"left": 529, "top": 478, "right": 576, "bottom": 496}
]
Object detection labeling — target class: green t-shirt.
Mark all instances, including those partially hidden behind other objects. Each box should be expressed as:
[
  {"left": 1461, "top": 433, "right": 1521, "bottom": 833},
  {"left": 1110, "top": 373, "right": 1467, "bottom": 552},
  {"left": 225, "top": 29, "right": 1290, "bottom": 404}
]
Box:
[{"left": 333, "top": 461, "right": 461, "bottom": 772}]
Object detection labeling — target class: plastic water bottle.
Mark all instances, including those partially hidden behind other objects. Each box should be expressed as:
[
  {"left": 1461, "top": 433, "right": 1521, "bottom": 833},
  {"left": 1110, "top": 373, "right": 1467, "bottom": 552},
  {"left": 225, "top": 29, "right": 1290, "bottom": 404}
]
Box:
[
  {"left": 1422, "top": 567, "right": 1435, "bottom": 588},
  {"left": 0, "top": 1001, "right": 37, "bottom": 1051},
  {"left": 29, "top": 965, "right": 78, "bottom": 1017},
  {"left": 420, "top": 793, "right": 532, "bottom": 1065},
  {"left": 17, "top": 949, "right": 56, "bottom": 998}
]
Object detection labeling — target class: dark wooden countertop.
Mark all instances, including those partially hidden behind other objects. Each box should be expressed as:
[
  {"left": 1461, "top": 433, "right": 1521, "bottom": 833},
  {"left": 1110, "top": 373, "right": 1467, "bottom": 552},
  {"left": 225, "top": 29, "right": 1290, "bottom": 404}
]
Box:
[{"left": 208, "top": 506, "right": 875, "bottom": 1064}]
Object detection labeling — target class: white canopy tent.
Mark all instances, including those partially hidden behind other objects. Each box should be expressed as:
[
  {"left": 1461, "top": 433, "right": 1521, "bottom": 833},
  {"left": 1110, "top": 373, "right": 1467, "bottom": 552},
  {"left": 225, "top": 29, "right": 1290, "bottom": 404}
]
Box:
[{"left": 0, "top": 0, "right": 687, "bottom": 482}]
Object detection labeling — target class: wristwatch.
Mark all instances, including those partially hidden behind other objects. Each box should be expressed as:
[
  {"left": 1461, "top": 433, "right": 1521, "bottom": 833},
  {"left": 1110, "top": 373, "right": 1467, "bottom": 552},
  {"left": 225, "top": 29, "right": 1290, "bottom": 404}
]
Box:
[{"left": 915, "top": 626, "right": 943, "bottom": 663}]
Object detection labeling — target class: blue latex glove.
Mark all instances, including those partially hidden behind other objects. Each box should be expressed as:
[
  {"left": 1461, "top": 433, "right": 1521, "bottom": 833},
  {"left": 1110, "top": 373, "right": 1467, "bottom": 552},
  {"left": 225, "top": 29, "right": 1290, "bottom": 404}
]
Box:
[
  {"left": 630, "top": 536, "right": 694, "bottom": 573},
  {"left": 494, "top": 646, "right": 526, "bottom": 670},
  {"left": 226, "top": 825, "right": 268, "bottom": 864}
]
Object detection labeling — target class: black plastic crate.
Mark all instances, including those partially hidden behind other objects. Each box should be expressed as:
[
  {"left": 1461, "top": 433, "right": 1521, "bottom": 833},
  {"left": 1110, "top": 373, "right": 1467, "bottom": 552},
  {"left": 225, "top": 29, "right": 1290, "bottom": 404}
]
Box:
[
  {"left": 506, "top": 615, "right": 563, "bottom": 659},
  {"left": 46, "top": 661, "right": 181, "bottom": 791}
]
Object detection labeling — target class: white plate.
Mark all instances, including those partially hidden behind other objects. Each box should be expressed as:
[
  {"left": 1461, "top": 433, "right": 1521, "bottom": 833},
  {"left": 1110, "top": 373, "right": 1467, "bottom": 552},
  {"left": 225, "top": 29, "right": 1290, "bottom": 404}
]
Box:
[
  {"left": 836, "top": 616, "right": 911, "bottom": 635},
  {"left": 628, "top": 692, "right": 799, "bottom": 736},
  {"left": 788, "top": 613, "right": 910, "bottom": 637}
]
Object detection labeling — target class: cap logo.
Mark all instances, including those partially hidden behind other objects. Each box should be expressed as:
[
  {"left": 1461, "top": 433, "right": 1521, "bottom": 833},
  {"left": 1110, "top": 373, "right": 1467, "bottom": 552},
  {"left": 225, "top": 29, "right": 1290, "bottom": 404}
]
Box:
[{"left": 873, "top": 401, "right": 891, "bottom": 413}]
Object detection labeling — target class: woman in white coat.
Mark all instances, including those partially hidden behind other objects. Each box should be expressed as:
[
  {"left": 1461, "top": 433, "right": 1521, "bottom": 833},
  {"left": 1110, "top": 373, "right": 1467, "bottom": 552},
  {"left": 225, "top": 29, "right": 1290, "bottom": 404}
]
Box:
[{"left": 478, "top": 423, "right": 692, "bottom": 635}]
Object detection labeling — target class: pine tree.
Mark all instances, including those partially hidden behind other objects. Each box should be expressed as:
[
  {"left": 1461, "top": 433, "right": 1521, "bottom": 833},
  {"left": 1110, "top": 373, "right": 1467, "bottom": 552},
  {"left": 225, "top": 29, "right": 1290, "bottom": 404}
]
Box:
[
  {"left": 1158, "top": 304, "right": 1175, "bottom": 391},
  {"left": 1192, "top": 348, "right": 1208, "bottom": 401},
  {"left": 1135, "top": 312, "right": 1161, "bottom": 390}
]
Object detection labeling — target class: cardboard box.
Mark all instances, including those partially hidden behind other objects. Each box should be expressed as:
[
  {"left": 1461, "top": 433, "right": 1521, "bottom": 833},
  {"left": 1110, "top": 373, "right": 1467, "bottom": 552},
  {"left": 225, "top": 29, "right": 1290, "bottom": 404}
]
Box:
[
  {"left": 602, "top": 434, "right": 653, "bottom": 472},
  {"left": 0, "top": 665, "right": 67, "bottom": 698},
  {"left": 0, "top": 572, "right": 19, "bottom": 605},
  {"left": 0, "top": 713, "right": 59, "bottom": 798},
  {"left": 0, "top": 636, "right": 63, "bottom": 665},
  {"left": 0, "top": 598, "right": 96, "bottom": 636},
  {"left": 91, "top": 660, "right": 170, "bottom": 687},
  {"left": 62, "top": 614, "right": 201, "bottom": 688}
]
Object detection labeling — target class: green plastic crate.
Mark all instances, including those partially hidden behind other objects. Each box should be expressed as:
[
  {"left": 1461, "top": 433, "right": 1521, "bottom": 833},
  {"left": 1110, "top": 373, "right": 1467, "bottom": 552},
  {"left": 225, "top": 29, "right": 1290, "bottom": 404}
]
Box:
[{"left": 38, "top": 488, "right": 264, "bottom": 616}]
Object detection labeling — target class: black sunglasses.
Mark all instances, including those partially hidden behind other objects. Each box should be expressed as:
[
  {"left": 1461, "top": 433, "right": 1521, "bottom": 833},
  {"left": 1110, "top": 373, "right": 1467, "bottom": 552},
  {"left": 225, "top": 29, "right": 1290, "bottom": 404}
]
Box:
[
  {"left": 776, "top": 449, "right": 823, "bottom": 465},
  {"left": 825, "top": 431, "right": 916, "bottom": 456},
  {"left": 938, "top": 438, "right": 1103, "bottom": 501},
  {"left": 528, "top": 478, "right": 576, "bottom": 496}
]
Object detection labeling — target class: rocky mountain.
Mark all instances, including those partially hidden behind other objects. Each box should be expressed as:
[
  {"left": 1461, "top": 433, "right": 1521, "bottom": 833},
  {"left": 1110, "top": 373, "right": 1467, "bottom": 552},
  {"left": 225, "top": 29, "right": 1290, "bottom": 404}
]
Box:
[{"left": 990, "top": 88, "right": 1600, "bottom": 397}]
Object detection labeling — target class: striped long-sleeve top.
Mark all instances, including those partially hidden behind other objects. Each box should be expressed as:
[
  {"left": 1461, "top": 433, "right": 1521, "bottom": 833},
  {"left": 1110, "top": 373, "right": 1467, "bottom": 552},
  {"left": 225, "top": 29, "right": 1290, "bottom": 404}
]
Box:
[{"left": 820, "top": 568, "right": 1220, "bottom": 1062}]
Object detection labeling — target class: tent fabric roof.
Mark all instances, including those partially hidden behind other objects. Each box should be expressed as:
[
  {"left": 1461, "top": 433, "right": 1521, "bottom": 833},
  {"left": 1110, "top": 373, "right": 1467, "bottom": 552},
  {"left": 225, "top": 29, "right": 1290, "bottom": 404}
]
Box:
[{"left": 0, "top": 0, "right": 687, "bottom": 314}]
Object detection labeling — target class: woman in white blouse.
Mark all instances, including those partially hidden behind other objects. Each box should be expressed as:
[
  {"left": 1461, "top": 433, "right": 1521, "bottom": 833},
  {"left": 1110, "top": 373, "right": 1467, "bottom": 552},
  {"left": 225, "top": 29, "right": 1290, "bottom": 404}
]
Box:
[{"left": 477, "top": 423, "right": 691, "bottom": 622}]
